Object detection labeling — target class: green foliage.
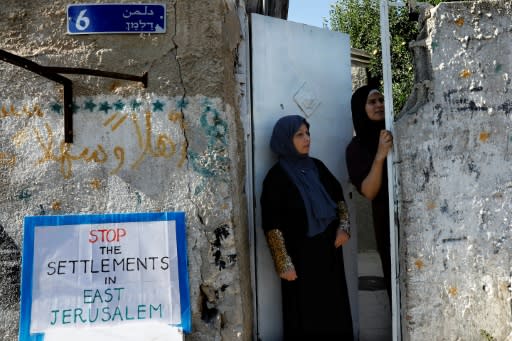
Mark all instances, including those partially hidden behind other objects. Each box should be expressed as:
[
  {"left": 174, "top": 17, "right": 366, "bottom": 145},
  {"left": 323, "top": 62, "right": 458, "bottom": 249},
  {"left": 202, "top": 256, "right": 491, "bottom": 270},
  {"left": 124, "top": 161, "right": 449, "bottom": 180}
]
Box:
[{"left": 329, "top": 0, "right": 437, "bottom": 112}]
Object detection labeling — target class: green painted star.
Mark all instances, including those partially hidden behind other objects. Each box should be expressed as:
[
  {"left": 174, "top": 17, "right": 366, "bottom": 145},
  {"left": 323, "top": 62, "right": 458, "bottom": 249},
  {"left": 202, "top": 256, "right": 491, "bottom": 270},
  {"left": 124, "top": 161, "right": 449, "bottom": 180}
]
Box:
[
  {"left": 113, "top": 100, "right": 125, "bottom": 110},
  {"left": 84, "top": 99, "right": 97, "bottom": 112},
  {"left": 50, "top": 102, "right": 62, "bottom": 114},
  {"left": 99, "top": 101, "right": 112, "bottom": 114},
  {"left": 152, "top": 100, "right": 165, "bottom": 112},
  {"left": 176, "top": 98, "right": 189, "bottom": 109},
  {"left": 131, "top": 99, "right": 142, "bottom": 110}
]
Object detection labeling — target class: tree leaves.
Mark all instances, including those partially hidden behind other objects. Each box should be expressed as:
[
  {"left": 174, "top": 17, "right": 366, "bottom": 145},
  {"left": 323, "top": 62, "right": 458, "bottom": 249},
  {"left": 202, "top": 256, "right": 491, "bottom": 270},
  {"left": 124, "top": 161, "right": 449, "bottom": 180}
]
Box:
[{"left": 329, "top": 0, "right": 436, "bottom": 113}]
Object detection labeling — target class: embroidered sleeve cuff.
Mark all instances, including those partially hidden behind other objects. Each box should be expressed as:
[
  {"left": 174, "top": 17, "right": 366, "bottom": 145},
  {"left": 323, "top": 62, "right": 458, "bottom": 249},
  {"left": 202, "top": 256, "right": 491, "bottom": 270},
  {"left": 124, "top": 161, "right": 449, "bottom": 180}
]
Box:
[
  {"left": 265, "top": 229, "right": 295, "bottom": 275},
  {"left": 337, "top": 201, "right": 351, "bottom": 235}
]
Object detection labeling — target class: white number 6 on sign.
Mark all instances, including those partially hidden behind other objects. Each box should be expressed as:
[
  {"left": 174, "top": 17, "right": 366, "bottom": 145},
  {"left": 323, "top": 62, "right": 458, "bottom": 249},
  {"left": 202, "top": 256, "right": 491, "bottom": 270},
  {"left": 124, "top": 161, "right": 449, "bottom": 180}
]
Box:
[{"left": 75, "top": 9, "right": 90, "bottom": 31}]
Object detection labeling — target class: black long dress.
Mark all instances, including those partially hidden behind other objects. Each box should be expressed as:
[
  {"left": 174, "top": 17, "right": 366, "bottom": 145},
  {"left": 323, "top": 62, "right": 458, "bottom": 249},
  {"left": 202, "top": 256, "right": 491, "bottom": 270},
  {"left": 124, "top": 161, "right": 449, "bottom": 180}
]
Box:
[
  {"left": 260, "top": 158, "right": 353, "bottom": 340},
  {"left": 346, "top": 137, "right": 391, "bottom": 299}
]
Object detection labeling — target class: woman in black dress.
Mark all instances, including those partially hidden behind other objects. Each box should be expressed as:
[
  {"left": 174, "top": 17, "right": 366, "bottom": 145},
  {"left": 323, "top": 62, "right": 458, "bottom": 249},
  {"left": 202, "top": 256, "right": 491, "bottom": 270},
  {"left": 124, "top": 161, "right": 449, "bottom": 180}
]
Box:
[
  {"left": 260, "top": 115, "right": 353, "bottom": 340},
  {"left": 346, "top": 85, "right": 393, "bottom": 301}
]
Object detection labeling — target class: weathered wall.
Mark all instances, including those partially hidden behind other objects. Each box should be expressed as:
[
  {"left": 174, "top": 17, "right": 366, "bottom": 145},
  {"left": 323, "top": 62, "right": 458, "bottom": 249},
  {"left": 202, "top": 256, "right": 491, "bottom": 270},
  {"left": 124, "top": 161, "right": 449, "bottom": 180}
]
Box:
[
  {"left": 351, "top": 65, "right": 368, "bottom": 91},
  {"left": 396, "top": 1, "right": 512, "bottom": 340},
  {"left": 0, "top": 1, "right": 252, "bottom": 340}
]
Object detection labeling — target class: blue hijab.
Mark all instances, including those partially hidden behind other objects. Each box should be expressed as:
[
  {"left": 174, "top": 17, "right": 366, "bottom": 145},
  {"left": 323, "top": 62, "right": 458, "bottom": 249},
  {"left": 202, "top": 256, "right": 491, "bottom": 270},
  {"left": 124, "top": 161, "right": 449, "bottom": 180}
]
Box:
[{"left": 270, "top": 115, "right": 337, "bottom": 237}]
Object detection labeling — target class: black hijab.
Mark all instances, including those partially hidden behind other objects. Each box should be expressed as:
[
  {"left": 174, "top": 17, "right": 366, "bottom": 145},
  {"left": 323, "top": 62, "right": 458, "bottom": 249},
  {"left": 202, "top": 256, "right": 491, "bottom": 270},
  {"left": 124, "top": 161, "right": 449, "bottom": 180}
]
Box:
[
  {"left": 270, "top": 115, "right": 337, "bottom": 237},
  {"left": 351, "top": 85, "right": 386, "bottom": 154}
]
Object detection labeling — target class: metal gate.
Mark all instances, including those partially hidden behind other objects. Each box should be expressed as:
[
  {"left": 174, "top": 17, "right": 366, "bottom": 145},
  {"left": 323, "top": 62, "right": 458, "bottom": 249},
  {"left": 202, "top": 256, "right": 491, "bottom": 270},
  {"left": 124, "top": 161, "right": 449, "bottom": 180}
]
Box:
[{"left": 250, "top": 13, "right": 357, "bottom": 340}]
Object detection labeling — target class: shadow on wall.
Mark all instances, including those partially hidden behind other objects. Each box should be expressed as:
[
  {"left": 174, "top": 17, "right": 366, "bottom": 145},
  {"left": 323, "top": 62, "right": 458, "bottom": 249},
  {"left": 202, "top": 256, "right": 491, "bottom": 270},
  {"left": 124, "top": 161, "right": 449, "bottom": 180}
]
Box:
[{"left": 0, "top": 223, "right": 21, "bottom": 310}]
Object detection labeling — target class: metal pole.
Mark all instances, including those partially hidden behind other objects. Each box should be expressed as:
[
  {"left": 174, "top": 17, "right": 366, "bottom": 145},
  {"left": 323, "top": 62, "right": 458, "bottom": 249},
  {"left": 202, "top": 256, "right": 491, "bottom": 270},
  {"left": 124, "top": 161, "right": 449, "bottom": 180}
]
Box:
[
  {"left": 379, "top": 1, "right": 401, "bottom": 340},
  {"left": 0, "top": 49, "right": 147, "bottom": 143}
]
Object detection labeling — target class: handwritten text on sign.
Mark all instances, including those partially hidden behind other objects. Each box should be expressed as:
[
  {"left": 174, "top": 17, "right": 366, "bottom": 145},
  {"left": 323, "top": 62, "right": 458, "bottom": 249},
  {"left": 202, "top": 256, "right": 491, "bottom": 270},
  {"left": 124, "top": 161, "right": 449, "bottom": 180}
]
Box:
[{"left": 30, "top": 220, "right": 180, "bottom": 332}]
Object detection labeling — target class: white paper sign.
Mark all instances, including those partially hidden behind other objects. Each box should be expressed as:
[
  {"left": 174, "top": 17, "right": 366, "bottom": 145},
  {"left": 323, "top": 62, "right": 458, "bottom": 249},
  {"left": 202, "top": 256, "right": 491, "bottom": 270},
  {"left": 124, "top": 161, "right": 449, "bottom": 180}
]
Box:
[{"left": 20, "top": 212, "right": 190, "bottom": 341}]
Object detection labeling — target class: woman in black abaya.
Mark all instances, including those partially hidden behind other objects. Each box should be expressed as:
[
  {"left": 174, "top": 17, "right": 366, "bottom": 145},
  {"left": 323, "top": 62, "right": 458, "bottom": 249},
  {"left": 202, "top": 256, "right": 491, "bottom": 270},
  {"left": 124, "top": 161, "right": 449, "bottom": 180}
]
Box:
[
  {"left": 346, "top": 85, "right": 394, "bottom": 301},
  {"left": 260, "top": 115, "right": 353, "bottom": 340}
]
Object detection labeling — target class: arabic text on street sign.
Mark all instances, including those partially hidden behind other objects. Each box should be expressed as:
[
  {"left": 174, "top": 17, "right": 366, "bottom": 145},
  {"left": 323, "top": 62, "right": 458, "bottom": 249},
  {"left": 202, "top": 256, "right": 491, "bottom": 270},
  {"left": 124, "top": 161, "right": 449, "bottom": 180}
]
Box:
[{"left": 67, "top": 4, "right": 166, "bottom": 34}]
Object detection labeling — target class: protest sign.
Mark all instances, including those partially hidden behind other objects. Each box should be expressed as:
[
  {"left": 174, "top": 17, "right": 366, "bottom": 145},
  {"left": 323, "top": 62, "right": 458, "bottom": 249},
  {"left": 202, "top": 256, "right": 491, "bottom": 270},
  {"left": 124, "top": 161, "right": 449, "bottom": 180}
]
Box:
[{"left": 19, "top": 212, "right": 190, "bottom": 341}]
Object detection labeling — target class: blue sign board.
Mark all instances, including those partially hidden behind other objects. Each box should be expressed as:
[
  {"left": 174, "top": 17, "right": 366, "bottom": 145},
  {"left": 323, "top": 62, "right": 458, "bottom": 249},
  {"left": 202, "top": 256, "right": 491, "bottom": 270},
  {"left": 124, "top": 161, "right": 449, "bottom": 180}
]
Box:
[{"left": 67, "top": 4, "right": 166, "bottom": 34}]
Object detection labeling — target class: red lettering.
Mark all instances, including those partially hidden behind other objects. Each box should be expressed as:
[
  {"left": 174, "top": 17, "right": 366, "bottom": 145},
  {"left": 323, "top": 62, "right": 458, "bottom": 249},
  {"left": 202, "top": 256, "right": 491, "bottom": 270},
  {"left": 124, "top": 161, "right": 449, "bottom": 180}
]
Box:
[
  {"left": 88, "top": 228, "right": 127, "bottom": 243},
  {"left": 88, "top": 230, "right": 99, "bottom": 243},
  {"left": 98, "top": 229, "right": 108, "bottom": 242},
  {"left": 106, "top": 229, "right": 116, "bottom": 242},
  {"left": 117, "top": 228, "right": 127, "bottom": 241}
]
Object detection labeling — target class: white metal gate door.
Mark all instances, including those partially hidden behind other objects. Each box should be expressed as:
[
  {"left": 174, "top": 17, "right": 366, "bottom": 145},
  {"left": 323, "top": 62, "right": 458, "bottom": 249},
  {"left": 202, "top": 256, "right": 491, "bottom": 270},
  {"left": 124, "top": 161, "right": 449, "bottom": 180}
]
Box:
[{"left": 250, "top": 13, "right": 357, "bottom": 341}]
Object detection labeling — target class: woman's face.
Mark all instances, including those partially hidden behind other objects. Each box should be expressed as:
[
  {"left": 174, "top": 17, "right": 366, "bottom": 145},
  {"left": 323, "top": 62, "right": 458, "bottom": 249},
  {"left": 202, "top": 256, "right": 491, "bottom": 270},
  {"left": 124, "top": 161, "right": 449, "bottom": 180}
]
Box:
[
  {"left": 292, "top": 123, "right": 310, "bottom": 155},
  {"left": 365, "top": 91, "right": 385, "bottom": 121}
]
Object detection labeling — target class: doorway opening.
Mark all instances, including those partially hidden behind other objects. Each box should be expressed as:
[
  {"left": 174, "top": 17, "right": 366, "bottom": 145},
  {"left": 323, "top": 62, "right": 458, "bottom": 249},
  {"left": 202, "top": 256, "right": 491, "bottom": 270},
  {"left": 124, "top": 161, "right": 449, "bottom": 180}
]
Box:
[{"left": 349, "top": 186, "right": 392, "bottom": 341}]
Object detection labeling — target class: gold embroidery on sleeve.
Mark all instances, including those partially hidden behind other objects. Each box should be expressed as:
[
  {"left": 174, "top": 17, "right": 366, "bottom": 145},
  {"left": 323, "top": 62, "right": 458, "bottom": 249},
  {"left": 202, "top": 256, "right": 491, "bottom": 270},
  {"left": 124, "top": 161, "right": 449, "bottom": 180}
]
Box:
[{"left": 265, "top": 229, "right": 295, "bottom": 275}]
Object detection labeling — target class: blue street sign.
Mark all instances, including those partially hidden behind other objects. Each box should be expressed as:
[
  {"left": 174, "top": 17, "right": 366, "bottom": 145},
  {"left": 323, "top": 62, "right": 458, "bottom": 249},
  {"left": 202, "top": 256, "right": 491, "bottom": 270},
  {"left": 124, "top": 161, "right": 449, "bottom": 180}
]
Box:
[{"left": 67, "top": 4, "right": 166, "bottom": 34}]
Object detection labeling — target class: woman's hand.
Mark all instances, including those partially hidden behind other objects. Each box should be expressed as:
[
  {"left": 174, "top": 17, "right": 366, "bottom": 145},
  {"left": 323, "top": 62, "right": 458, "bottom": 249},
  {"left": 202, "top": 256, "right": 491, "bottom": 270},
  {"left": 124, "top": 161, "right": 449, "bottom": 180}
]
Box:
[
  {"left": 335, "top": 229, "right": 350, "bottom": 248},
  {"left": 361, "top": 130, "right": 393, "bottom": 200},
  {"left": 280, "top": 269, "right": 298, "bottom": 281},
  {"left": 375, "top": 130, "right": 393, "bottom": 161}
]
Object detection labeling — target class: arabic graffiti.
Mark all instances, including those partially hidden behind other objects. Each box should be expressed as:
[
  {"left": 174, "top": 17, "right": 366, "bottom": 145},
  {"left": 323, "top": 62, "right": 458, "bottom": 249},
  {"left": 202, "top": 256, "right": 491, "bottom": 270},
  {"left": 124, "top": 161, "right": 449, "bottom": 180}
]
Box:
[
  {"left": 34, "top": 122, "right": 109, "bottom": 179},
  {"left": 188, "top": 99, "right": 230, "bottom": 194},
  {"left": 33, "top": 114, "right": 183, "bottom": 179},
  {"left": 1, "top": 96, "right": 229, "bottom": 180},
  {"left": 1, "top": 103, "right": 44, "bottom": 117}
]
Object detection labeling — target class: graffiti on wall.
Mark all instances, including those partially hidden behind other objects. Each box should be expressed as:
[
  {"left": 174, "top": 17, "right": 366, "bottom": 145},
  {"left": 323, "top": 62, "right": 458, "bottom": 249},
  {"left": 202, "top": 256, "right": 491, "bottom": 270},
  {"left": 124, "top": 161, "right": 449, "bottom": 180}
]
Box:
[
  {"left": 0, "top": 96, "right": 230, "bottom": 183},
  {"left": 34, "top": 98, "right": 187, "bottom": 179},
  {"left": 188, "top": 97, "right": 230, "bottom": 194}
]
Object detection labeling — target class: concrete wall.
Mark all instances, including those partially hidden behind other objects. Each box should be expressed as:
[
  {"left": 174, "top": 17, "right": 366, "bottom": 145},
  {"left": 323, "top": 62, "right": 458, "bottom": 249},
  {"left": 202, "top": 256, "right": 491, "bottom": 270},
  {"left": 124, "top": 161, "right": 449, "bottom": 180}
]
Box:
[
  {"left": 396, "top": 1, "right": 512, "bottom": 340},
  {"left": 0, "top": 1, "right": 252, "bottom": 340}
]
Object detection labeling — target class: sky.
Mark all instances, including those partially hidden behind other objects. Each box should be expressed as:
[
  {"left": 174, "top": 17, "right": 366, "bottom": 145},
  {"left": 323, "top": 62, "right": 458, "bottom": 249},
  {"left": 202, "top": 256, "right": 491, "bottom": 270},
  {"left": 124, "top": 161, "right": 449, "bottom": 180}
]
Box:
[{"left": 287, "top": 0, "right": 338, "bottom": 28}]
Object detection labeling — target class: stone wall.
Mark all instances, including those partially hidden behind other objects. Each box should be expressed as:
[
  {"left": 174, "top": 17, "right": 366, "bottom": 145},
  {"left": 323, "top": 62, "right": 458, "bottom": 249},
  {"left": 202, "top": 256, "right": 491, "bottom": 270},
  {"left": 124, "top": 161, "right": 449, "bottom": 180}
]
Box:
[
  {"left": 396, "top": 1, "right": 512, "bottom": 340},
  {"left": 0, "top": 1, "right": 252, "bottom": 340}
]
